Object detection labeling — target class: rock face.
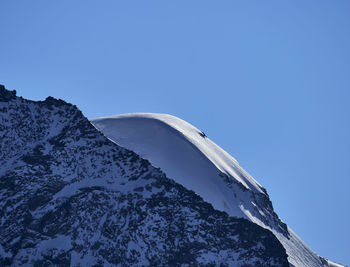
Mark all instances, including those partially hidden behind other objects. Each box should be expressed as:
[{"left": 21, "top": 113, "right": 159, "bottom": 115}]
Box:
[{"left": 0, "top": 85, "right": 289, "bottom": 266}]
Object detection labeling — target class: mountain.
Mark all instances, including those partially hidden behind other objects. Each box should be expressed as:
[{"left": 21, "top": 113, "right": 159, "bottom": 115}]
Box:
[
  {"left": 92, "top": 113, "right": 343, "bottom": 267},
  {"left": 0, "top": 84, "right": 289, "bottom": 266}
]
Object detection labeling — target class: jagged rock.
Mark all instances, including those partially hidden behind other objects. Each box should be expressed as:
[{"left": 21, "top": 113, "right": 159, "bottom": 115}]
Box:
[{"left": 0, "top": 84, "right": 16, "bottom": 102}]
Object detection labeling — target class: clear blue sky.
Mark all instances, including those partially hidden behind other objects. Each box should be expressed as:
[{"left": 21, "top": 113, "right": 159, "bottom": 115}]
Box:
[{"left": 1, "top": 1, "right": 349, "bottom": 265}]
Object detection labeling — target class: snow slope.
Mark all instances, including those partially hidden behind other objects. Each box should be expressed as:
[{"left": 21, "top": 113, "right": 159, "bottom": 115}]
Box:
[{"left": 92, "top": 113, "right": 341, "bottom": 267}]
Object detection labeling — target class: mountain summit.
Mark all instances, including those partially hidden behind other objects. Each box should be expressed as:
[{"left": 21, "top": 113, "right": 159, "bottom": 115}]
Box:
[
  {"left": 0, "top": 85, "right": 343, "bottom": 266},
  {"left": 92, "top": 113, "right": 343, "bottom": 267}
]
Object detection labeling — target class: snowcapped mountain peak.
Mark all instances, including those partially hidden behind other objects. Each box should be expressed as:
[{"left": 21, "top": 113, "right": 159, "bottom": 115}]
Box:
[
  {"left": 0, "top": 84, "right": 342, "bottom": 267},
  {"left": 92, "top": 112, "right": 340, "bottom": 267}
]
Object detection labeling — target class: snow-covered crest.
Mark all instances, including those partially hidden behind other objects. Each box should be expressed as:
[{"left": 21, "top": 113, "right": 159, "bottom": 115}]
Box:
[{"left": 92, "top": 113, "right": 341, "bottom": 267}]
